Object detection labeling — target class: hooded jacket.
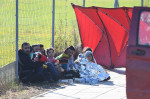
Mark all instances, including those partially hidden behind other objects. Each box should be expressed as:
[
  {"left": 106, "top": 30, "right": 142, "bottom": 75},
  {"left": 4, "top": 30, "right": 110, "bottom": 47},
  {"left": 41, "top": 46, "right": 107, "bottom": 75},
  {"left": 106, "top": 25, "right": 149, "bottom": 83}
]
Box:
[{"left": 85, "top": 51, "right": 94, "bottom": 61}]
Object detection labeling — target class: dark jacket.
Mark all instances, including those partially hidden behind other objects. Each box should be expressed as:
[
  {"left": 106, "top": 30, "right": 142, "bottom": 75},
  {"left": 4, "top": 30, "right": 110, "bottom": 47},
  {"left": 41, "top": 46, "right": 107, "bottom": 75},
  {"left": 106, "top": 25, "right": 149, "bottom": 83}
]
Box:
[{"left": 18, "top": 49, "right": 44, "bottom": 81}]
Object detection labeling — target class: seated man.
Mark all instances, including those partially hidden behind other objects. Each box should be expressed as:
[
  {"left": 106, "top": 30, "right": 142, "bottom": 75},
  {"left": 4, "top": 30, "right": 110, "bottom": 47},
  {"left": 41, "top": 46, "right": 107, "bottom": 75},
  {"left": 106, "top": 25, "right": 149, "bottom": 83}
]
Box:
[
  {"left": 56, "top": 46, "right": 80, "bottom": 78},
  {"left": 31, "top": 44, "right": 60, "bottom": 81},
  {"left": 56, "top": 46, "right": 75, "bottom": 71},
  {"left": 18, "top": 42, "right": 59, "bottom": 83}
]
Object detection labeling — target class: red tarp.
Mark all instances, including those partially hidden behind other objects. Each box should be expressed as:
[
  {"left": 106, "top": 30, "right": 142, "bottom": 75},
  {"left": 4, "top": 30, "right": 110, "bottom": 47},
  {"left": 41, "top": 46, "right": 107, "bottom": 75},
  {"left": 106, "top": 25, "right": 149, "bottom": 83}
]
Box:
[{"left": 72, "top": 3, "right": 133, "bottom": 68}]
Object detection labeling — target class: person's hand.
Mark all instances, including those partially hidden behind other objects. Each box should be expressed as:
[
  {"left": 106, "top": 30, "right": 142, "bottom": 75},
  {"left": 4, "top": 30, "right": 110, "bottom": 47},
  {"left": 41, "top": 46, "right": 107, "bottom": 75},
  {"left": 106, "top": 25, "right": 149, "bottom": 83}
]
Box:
[{"left": 34, "top": 57, "right": 39, "bottom": 62}]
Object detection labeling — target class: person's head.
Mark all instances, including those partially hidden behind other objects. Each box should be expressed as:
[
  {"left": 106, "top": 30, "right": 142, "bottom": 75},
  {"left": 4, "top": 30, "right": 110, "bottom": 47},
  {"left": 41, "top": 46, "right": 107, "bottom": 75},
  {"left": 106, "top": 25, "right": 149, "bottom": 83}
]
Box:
[
  {"left": 85, "top": 51, "right": 93, "bottom": 62},
  {"left": 21, "top": 42, "right": 30, "bottom": 55},
  {"left": 46, "top": 47, "right": 55, "bottom": 57},
  {"left": 39, "top": 44, "right": 45, "bottom": 54},
  {"left": 64, "top": 46, "right": 75, "bottom": 57},
  {"left": 32, "top": 44, "right": 40, "bottom": 53},
  {"left": 82, "top": 47, "right": 93, "bottom": 53}
]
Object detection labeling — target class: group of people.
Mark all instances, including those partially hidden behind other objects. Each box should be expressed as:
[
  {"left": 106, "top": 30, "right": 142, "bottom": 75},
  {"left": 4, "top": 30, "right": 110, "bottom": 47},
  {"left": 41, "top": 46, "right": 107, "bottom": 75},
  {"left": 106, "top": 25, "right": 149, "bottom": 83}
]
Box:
[{"left": 18, "top": 42, "right": 110, "bottom": 84}]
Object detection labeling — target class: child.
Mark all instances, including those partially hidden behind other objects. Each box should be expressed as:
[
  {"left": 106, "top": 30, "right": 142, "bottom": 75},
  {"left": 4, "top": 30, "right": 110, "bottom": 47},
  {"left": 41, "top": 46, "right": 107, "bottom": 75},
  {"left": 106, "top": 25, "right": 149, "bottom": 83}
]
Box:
[
  {"left": 85, "top": 51, "right": 110, "bottom": 82},
  {"left": 76, "top": 51, "right": 110, "bottom": 83},
  {"left": 79, "top": 47, "right": 97, "bottom": 63},
  {"left": 85, "top": 51, "right": 94, "bottom": 62},
  {"left": 46, "top": 47, "right": 63, "bottom": 73},
  {"left": 74, "top": 47, "right": 96, "bottom": 71}
]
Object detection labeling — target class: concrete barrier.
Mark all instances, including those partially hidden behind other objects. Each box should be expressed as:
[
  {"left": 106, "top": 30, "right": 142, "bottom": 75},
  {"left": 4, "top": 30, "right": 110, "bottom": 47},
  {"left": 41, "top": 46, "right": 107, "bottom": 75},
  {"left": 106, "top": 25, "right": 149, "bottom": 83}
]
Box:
[{"left": 0, "top": 61, "right": 16, "bottom": 84}]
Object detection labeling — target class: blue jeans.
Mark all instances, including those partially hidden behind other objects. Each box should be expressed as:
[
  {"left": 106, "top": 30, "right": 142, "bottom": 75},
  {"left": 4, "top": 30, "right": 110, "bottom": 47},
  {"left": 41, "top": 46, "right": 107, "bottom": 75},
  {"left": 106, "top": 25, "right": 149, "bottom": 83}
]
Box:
[
  {"left": 45, "top": 62, "right": 60, "bottom": 81},
  {"left": 21, "top": 62, "right": 59, "bottom": 83}
]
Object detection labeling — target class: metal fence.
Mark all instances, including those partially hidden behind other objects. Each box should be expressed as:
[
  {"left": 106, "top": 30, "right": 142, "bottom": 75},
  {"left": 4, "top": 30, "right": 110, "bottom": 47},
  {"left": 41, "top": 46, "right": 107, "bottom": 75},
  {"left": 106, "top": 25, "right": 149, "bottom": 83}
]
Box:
[
  {"left": 0, "top": 0, "right": 16, "bottom": 83},
  {"left": 0, "top": 0, "right": 145, "bottom": 83}
]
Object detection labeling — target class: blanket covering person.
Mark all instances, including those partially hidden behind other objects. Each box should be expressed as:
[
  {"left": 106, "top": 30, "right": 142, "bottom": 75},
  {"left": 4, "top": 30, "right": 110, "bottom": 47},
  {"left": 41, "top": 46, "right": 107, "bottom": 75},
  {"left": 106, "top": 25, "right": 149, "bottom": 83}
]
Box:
[{"left": 74, "top": 51, "right": 110, "bottom": 83}]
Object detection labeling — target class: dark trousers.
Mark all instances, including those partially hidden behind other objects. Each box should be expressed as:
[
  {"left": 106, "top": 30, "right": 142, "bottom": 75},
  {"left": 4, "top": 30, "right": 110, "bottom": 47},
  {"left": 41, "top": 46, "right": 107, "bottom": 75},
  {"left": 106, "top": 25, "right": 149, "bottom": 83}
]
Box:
[
  {"left": 20, "top": 70, "right": 45, "bottom": 83},
  {"left": 35, "top": 62, "right": 60, "bottom": 82},
  {"left": 20, "top": 62, "right": 59, "bottom": 83},
  {"left": 44, "top": 62, "right": 60, "bottom": 81}
]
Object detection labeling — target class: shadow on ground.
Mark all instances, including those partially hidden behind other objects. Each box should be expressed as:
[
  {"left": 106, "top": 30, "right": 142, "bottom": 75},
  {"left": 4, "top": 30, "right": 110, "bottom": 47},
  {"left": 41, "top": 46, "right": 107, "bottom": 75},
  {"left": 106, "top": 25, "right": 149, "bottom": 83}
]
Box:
[{"left": 109, "top": 68, "right": 126, "bottom": 75}]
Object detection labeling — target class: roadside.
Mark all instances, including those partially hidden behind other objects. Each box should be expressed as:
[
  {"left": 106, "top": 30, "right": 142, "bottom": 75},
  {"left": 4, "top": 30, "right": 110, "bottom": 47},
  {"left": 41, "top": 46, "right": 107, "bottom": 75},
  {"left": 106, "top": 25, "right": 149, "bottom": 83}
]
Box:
[
  {"left": 0, "top": 82, "right": 66, "bottom": 99},
  {"left": 32, "top": 68, "right": 126, "bottom": 99},
  {"left": 0, "top": 68, "right": 126, "bottom": 99}
]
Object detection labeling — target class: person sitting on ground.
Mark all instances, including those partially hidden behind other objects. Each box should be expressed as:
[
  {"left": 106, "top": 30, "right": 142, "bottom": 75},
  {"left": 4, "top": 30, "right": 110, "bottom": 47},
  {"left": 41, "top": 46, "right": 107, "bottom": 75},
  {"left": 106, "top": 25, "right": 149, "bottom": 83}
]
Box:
[
  {"left": 31, "top": 44, "right": 47, "bottom": 62},
  {"left": 46, "top": 47, "right": 64, "bottom": 73},
  {"left": 74, "top": 47, "right": 97, "bottom": 70},
  {"left": 78, "top": 51, "right": 110, "bottom": 83},
  {"left": 56, "top": 46, "right": 80, "bottom": 79},
  {"left": 31, "top": 44, "right": 60, "bottom": 81},
  {"left": 77, "top": 47, "right": 97, "bottom": 63},
  {"left": 18, "top": 42, "right": 52, "bottom": 83},
  {"left": 56, "top": 46, "right": 75, "bottom": 71},
  {"left": 39, "top": 44, "right": 46, "bottom": 56}
]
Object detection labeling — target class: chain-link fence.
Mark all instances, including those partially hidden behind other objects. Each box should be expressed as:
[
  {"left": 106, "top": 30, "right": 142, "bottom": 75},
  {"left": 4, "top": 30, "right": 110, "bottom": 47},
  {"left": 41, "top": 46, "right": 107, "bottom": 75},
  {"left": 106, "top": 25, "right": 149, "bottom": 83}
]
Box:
[
  {"left": 0, "top": 0, "right": 16, "bottom": 69},
  {"left": 0, "top": 0, "right": 144, "bottom": 84},
  {"left": 0, "top": 0, "right": 16, "bottom": 84},
  {"left": 143, "top": 0, "right": 150, "bottom": 7}
]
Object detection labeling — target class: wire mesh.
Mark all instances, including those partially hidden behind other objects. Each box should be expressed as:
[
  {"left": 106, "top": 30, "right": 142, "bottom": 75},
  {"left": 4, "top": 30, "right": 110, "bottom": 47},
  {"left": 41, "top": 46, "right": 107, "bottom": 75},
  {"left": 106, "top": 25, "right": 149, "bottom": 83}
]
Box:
[
  {"left": 143, "top": 0, "right": 150, "bottom": 7},
  {"left": 0, "top": 0, "right": 146, "bottom": 84},
  {"left": 118, "top": 0, "right": 141, "bottom": 7},
  {"left": 0, "top": 0, "right": 16, "bottom": 83},
  {"left": 0, "top": 0, "right": 16, "bottom": 68},
  {"left": 0, "top": 0, "right": 144, "bottom": 68},
  {"left": 18, "top": 0, "right": 52, "bottom": 49},
  {"left": 54, "top": 0, "right": 83, "bottom": 52}
]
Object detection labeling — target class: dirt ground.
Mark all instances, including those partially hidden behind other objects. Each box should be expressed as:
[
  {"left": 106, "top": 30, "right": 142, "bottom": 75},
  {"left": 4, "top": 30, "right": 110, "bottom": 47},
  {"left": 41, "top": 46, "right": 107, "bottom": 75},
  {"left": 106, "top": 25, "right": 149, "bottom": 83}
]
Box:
[{"left": 0, "top": 82, "right": 66, "bottom": 99}]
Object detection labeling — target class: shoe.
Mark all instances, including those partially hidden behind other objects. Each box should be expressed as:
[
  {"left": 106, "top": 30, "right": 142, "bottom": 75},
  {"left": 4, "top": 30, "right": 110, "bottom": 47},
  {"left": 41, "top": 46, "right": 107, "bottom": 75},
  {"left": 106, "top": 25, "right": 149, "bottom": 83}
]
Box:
[{"left": 103, "top": 76, "right": 111, "bottom": 81}]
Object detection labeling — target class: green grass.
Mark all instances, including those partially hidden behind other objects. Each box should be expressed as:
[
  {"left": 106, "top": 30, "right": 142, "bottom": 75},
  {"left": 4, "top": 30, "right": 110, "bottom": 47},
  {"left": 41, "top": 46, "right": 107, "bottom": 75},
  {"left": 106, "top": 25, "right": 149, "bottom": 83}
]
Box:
[{"left": 0, "top": 0, "right": 142, "bottom": 67}]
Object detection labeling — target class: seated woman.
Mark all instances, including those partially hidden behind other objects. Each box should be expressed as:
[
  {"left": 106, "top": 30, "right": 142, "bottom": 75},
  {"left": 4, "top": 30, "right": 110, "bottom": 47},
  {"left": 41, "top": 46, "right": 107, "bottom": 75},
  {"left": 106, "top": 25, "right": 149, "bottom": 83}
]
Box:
[
  {"left": 74, "top": 47, "right": 96, "bottom": 70},
  {"left": 75, "top": 51, "right": 110, "bottom": 83}
]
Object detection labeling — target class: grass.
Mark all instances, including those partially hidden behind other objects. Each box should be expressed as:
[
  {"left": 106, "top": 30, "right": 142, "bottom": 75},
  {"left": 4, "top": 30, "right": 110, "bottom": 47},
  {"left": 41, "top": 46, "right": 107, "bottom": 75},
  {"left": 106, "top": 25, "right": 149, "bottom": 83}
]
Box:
[
  {"left": 0, "top": 0, "right": 142, "bottom": 67},
  {"left": 0, "top": 81, "right": 66, "bottom": 99},
  {"left": 0, "top": 0, "right": 143, "bottom": 98}
]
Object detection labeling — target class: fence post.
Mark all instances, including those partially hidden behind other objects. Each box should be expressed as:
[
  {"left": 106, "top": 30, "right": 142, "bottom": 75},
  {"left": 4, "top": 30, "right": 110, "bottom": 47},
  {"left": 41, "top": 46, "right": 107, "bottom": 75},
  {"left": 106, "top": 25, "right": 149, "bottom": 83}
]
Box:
[
  {"left": 16, "top": 0, "right": 19, "bottom": 82},
  {"left": 114, "top": 0, "right": 119, "bottom": 8},
  {"left": 141, "top": 0, "right": 143, "bottom": 7},
  {"left": 52, "top": 0, "right": 55, "bottom": 48},
  {"left": 83, "top": 0, "right": 85, "bottom": 7}
]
